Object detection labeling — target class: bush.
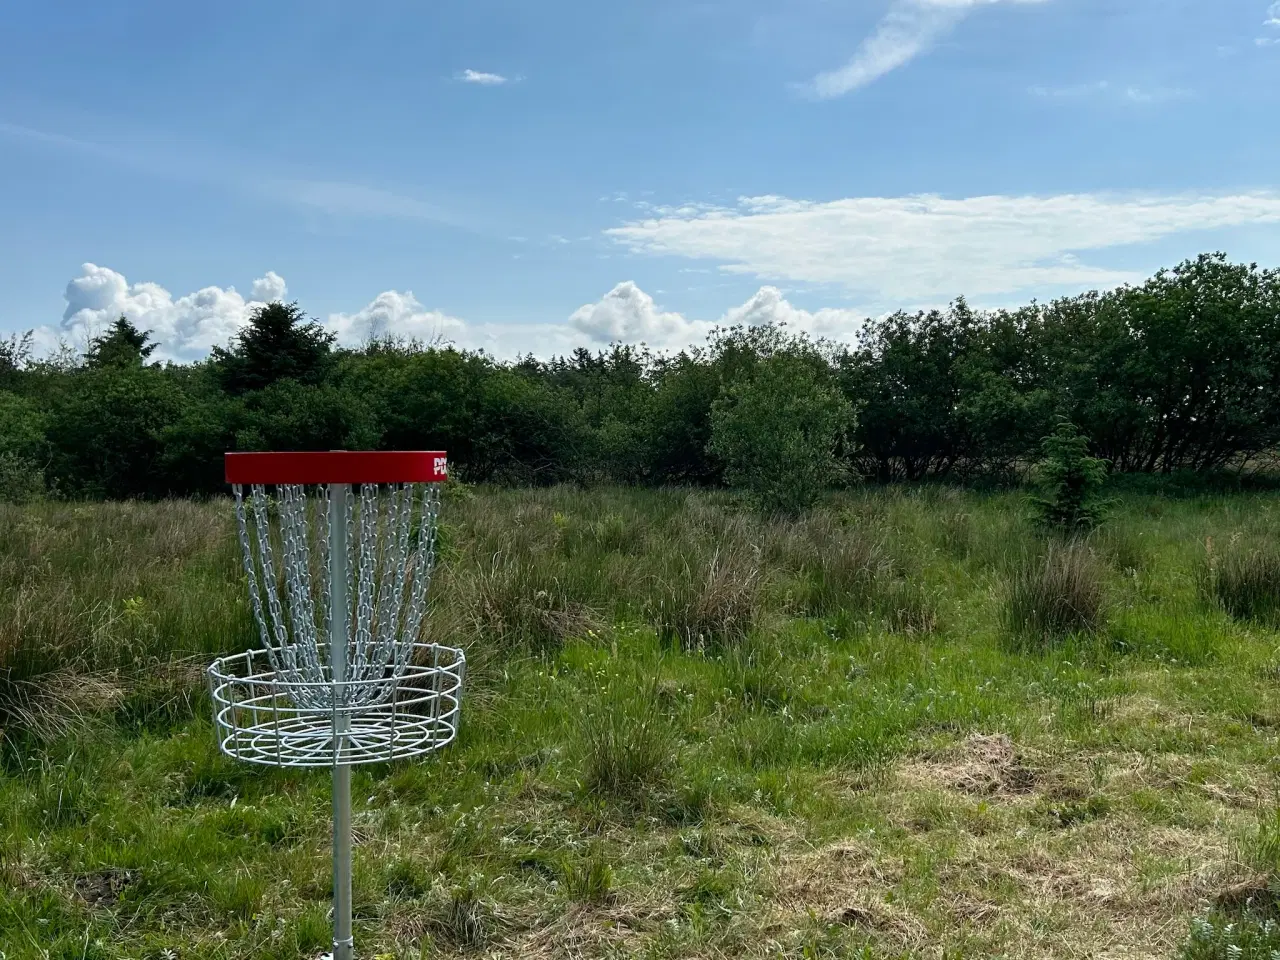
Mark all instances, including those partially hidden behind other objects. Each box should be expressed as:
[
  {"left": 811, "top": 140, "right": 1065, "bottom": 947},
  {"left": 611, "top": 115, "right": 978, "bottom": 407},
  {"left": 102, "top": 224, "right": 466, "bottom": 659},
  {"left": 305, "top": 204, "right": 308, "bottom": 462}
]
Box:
[
  {"left": 709, "top": 352, "right": 854, "bottom": 515},
  {"left": 1005, "top": 541, "right": 1107, "bottom": 642},
  {"left": 0, "top": 453, "right": 45, "bottom": 503},
  {"left": 1030, "top": 420, "right": 1109, "bottom": 532}
]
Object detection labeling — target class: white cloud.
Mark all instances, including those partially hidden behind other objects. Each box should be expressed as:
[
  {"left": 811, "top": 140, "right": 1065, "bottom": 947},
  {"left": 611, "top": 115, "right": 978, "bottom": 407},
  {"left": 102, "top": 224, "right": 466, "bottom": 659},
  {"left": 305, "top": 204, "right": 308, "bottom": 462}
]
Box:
[
  {"left": 326, "top": 290, "right": 468, "bottom": 346},
  {"left": 54, "top": 263, "right": 287, "bottom": 361},
  {"left": 809, "top": 0, "right": 1048, "bottom": 99},
  {"left": 328, "top": 282, "right": 867, "bottom": 358},
  {"left": 250, "top": 271, "right": 287, "bottom": 302},
  {"left": 326, "top": 290, "right": 592, "bottom": 357},
  {"left": 565, "top": 283, "right": 870, "bottom": 348},
  {"left": 457, "top": 69, "right": 508, "bottom": 86},
  {"left": 721, "top": 287, "right": 868, "bottom": 340},
  {"left": 1260, "top": 1, "right": 1280, "bottom": 42},
  {"left": 607, "top": 191, "right": 1280, "bottom": 303},
  {"left": 569, "top": 282, "right": 709, "bottom": 346},
  {"left": 1030, "top": 80, "right": 1190, "bottom": 103},
  {"left": 40, "top": 265, "right": 875, "bottom": 365}
]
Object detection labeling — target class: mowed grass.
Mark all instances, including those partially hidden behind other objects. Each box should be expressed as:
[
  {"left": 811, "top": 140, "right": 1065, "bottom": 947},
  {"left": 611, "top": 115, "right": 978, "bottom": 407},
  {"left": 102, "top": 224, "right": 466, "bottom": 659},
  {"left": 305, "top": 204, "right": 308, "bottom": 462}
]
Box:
[{"left": 3, "top": 485, "right": 1280, "bottom": 959}]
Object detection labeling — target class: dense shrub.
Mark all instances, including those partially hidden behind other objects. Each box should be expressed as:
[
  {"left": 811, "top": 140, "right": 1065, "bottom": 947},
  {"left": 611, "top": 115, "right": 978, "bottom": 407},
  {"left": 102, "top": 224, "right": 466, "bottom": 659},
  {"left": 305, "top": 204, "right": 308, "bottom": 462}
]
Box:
[{"left": 709, "top": 352, "right": 854, "bottom": 514}]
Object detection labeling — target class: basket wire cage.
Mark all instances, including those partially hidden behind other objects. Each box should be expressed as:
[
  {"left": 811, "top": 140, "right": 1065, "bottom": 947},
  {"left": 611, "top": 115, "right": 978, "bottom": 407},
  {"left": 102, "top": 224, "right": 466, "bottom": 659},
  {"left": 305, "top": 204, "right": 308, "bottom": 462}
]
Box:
[{"left": 207, "top": 451, "right": 462, "bottom": 960}]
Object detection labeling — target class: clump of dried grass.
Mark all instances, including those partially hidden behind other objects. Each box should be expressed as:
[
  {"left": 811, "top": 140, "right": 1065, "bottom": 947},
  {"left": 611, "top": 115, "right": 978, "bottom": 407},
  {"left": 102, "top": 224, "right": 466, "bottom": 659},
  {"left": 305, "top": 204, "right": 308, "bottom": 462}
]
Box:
[{"left": 0, "top": 669, "right": 123, "bottom": 743}]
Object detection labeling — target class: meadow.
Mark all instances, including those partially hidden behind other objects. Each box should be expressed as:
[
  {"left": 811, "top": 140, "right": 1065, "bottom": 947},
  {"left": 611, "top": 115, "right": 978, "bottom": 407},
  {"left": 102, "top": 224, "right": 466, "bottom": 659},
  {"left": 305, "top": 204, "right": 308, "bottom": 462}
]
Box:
[{"left": 3, "top": 483, "right": 1280, "bottom": 960}]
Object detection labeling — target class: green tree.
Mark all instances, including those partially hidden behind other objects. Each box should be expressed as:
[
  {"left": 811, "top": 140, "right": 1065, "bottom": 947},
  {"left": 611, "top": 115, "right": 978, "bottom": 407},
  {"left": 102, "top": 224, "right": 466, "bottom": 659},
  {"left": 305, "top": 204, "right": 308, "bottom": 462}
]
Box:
[
  {"left": 86, "top": 316, "right": 157, "bottom": 369},
  {"left": 1030, "top": 420, "right": 1109, "bottom": 532},
  {"left": 0, "top": 390, "right": 48, "bottom": 502},
  {"left": 212, "top": 302, "right": 335, "bottom": 394},
  {"left": 709, "top": 352, "right": 854, "bottom": 515},
  {"left": 1040, "top": 254, "right": 1280, "bottom": 472},
  {"left": 0, "top": 331, "right": 34, "bottom": 390},
  {"left": 236, "top": 380, "right": 379, "bottom": 453},
  {"left": 841, "top": 300, "right": 983, "bottom": 480},
  {"left": 646, "top": 351, "right": 724, "bottom": 485},
  {"left": 46, "top": 366, "right": 184, "bottom": 498}
]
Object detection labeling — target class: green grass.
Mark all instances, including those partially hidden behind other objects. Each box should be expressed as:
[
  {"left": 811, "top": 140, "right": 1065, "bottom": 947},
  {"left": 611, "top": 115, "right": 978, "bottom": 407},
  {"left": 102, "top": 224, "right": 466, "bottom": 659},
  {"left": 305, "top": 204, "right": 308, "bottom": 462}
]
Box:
[{"left": 3, "top": 484, "right": 1280, "bottom": 958}]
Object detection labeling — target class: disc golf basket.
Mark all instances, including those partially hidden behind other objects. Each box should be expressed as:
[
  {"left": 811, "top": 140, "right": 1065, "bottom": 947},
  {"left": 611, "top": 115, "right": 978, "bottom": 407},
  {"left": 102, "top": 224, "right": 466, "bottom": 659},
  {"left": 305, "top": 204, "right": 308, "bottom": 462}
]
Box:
[{"left": 207, "top": 451, "right": 464, "bottom": 960}]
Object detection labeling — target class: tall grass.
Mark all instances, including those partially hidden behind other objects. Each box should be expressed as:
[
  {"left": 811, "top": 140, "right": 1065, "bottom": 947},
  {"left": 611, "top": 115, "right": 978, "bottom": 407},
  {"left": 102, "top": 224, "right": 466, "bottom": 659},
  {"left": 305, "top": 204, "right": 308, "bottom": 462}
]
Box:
[
  {"left": 1005, "top": 540, "right": 1107, "bottom": 643},
  {"left": 650, "top": 546, "right": 763, "bottom": 650},
  {"left": 7, "top": 485, "right": 1280, "bottom": 958},
  {"left": 580, "top": 669, "right": 675, "bottom": 803},
  {"left": 0, "top": 500, "right": 251, "bottom": 739},
  {"left": 1201, "top": 537, "right": 1280, "bottom": 625}
]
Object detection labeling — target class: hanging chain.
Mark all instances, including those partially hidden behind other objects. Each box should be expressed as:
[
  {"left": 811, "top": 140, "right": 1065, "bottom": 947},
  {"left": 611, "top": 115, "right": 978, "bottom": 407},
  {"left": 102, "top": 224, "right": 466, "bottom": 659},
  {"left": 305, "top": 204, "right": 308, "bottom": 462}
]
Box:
[{"left": 235, "top": 479, "right": 444, "bottom": 709}]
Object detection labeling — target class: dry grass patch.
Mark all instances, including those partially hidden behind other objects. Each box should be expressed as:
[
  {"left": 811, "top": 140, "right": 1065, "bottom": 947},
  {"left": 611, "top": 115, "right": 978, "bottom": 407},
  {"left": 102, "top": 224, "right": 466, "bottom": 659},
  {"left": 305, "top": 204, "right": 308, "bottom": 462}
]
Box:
[
  {"left": 757, "top": 738, "right": 1256, "bottom": 959},
  {"left": 899, "top": 733, "right": 1038, "bottom": 798},
  {"left": 504, "top": 898, "right": 674, "bottom": 960},
  {"left": 768, "top": 840, "right": 923, "bottom": 949}
]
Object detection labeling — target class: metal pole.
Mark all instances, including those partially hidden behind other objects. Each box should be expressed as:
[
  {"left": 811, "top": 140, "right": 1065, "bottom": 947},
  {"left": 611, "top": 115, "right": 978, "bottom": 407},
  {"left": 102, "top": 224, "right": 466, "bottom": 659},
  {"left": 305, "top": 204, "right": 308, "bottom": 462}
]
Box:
[{"left": 329, "top": 483, "right": 354, "bottom": 960}]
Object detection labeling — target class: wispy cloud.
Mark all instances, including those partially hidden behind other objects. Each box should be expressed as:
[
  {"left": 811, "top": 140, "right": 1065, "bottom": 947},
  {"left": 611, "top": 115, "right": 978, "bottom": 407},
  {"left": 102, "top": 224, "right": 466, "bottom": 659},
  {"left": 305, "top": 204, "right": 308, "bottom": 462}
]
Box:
[
  {"left": 608, "top": 191, "right": 1280, "bottom": 305},
  {"left": 0, "top": 119, "right": 468, "bottom": 228},
  {"left": 456, "top": 69, "right": 509, "bottom": 86},
  {"left": 807, "top": 0, "right": 1049, "bottom": 99},
  {"left": 1029, "top": 80, "right": 1191, "bottom": 104},
  {"left": 267, "top": 179, "right": 453, "bottom": 223},
  {"left": 1260, "top": 1, "right": 1280, "bottom": 43}
]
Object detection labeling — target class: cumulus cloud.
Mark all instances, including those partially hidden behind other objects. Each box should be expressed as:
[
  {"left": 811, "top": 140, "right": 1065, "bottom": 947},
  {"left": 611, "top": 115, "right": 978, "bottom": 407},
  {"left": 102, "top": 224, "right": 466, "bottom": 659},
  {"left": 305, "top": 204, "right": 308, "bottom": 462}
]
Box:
[
  {"left": 38, "top": 268, "right": 897, "bottom": 367},
  {"left": 565, "top": 283, "right": 869, "bottom": 348},
  {"left": 55, "top": 263, "right": 288, "bottom": 361},
  {"left": 569, "top": 282, "right": 709, "bottom": 346},
  {"left": 809, "top": 0, "right": 1048, "bottom": 98},
  {"left": 331, "top": 281, "right": 868, "bottom": 358},
  {"left": 326, "top": 290, "right": 468, "bottom": 346},
  {"left": 326, "top": 290, "right": 591, "bottom": 357},
  {"left": 722, "top": 286, "right": 868, "bottom": 340},
  {"left": 250, "top": 271, "right": 287, "bottom": 302},
  {"left": 457, "top": 69, "right": 508, "bottom": 85},
  {"left": 608, "top": 191, "right": 1280, "bottom": 303}
]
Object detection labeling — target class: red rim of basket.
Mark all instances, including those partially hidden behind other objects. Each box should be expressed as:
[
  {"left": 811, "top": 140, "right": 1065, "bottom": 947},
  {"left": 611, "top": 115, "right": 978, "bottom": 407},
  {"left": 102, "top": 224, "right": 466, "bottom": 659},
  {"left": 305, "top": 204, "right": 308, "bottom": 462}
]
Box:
[{"left": 225, "top": 451, "right": 448, "bottom": 485}]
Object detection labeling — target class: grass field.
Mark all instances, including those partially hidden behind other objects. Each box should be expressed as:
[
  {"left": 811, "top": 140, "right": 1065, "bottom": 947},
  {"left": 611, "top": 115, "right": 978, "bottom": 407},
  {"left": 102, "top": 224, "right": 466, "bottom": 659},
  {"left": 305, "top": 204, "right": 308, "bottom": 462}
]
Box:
[{"left": 3, "top": 484, "right": 1280, "bottom": 960}]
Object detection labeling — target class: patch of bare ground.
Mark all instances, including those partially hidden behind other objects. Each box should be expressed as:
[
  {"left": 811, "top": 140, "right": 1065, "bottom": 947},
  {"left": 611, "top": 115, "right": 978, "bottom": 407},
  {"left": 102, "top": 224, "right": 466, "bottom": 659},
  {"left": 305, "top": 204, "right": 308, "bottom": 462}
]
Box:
[{"left": 73, "top": 867, "right": 138, "bottom": 907}]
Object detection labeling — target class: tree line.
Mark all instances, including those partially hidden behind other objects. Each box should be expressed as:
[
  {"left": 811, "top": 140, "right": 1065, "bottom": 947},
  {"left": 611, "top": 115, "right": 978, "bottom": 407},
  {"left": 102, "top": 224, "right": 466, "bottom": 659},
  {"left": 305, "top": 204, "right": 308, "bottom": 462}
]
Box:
[{"left": 2, "top": 252, "right": 1279, "bottom": 502}]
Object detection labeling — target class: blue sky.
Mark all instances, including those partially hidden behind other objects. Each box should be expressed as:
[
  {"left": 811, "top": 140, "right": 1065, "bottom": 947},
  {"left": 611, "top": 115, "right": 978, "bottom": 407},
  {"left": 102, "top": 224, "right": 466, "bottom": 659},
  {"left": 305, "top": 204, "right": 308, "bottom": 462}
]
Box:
[{"left": 2, "top": 0, "right": 1279, "bottom": 359}]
